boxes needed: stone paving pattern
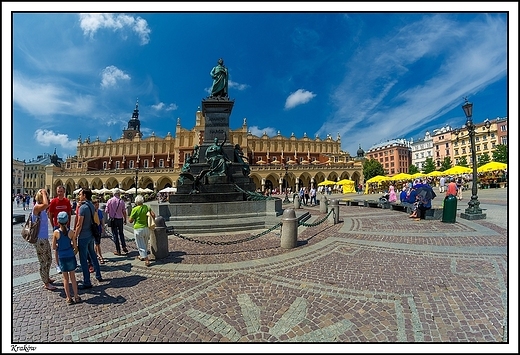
[9,188,511,346]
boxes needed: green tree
[423,157,436,174]
[440,156,452,171]
[492,144,508,163]
[478,152,491,167]
[362,158,385,181]
[408,164,419,174]
[458,156,469,167]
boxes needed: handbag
[147,210,156,230]
[21,212,40,244]
[87,203,101,240]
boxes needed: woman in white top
[33,189,56,291]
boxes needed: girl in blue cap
[52,211,81,304]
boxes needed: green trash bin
[442,195,457,223]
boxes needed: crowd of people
[27,186,156,305]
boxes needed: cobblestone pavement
[7,188,516,352]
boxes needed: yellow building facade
[51,102,364,197]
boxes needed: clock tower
[122,99,141,140]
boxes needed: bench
[365,200,380,208]
[348,199,364,207]
[390,202,411,213]
[425,208,443,220]
[13,214,25,224]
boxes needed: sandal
[145,260,151,267]
[66,298,74,305]
[44,284,57,291]
[74,296,82,303]
[98,257,105,264]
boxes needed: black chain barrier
[298,208,334,227]
[170,208,334,246]
[171,221,283,246]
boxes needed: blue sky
[6,4,517,164]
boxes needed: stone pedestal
[170,96,256,204]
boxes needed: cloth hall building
[50,101,364,197]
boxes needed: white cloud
[284,89,316,109]
[152,102,178,111]
[13,72,94,117]
[229,80,249,91]
[248,125,277,137]
[101,65,131,88]
[34,129,77,150]
[79,13,151,45]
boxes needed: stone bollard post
[319,194,328,213]
[293,194,301,209]
[281,209,298,249]
[150,216,169,260]
[330,199,340,224]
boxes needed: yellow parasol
[426,170,444,177]
[410,172,426,179]
[389,173,412,181]
[366,175,390,183]
[477,161,507,173]
[318,180,336,186]
[444,166,472,175]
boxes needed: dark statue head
[218,58,224,65]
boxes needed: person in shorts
[52,211,81,304]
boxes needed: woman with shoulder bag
[33,189,57,291]
[128,195,156,267]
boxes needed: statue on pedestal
[210,58,228,98]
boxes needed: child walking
[52,211,81,305]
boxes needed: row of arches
[53,170,362,197]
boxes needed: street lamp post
[135,168,139,198]
[457,97,489,220]
[283,164,290,203]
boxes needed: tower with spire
[122,99,141,140]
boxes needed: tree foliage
[362,159,385,181]
[492,144,508,163]
[478,152,491,167]
[422,157,436,174]
[440,156,452,171]
[408,164,419,174]
[458,156,469,167]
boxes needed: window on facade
[455,149,459,156]
[103,161,107,169]
[390,156,394,161]
[476,136,479,142]
[501,137,507,145]
[483,135,487,141]
[390,162,394,167]
[491,133,495,138]
[159,159,164,167]
[144,159,149,168]
[415,153,419,159]
[501,125,507,132]
[385,157,389,162]
[385,163,389,168]
[436,152,440,157]
[116,161,120,169]
[129,160,134,168]
[445,143,449,148]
